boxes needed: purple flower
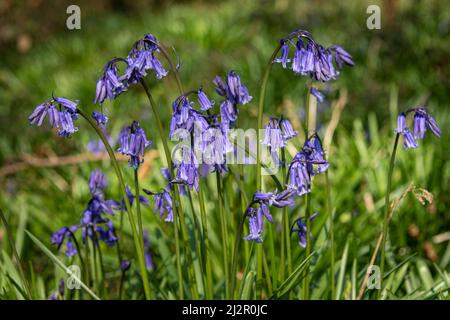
[143,188,173,222]
[89,169,107,198]
[94,59,127,105]
[122,34,168,84]
[243,208,263,243]
[92,111,108,127]
[273,43,290,69]
[50,225,79,257]
[396,112,407,134]
[277,30,354,82]
[292,213,318,248]
[96,220,118,246]
[403,128,418,149]
[197,87,215,111]
[287,134,328,195]
[395,107,440,149]
[281,118,297,140]
[172,148,200,191]
[226,71,252,105]
[169,95,209,139]
[292,39,315,76]
[117,121,152,169]
[331,45,355,68]
[262,117,286,150]
[29,97,79,138]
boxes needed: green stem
[326,171,335,299]
[280,148,292,285]
[134,170,143,238]
[256,44,282,191]
[230,213,247,299]
[378,133,400,299]
[78,109,151,300]
[0,208,33,299]
[198,180,213,299]
[216,171,230,298]
[139,80,198,299]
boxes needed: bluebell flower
[273,42,291,69]
[276,30,354,82]
[172,148,200,191]
[331,45,355,68]
[243,207,263,243]
[96,220,118,246]
[117,121,152,169]
[292,213,318,248]
[280,118,297,140]
[226,71,252,105]
[122,34,168,84]
[262,118,285,150]
[169,95,209,139]
[89,169,108,198]
[50,225,79,257]
[197,87,215,111]
[143,188,174,222]
[395,107,440,149]
[29,97,79,138]
[287,134,328,195]
[91,111,108,127]
[94,59,127,105]
[292,39,315,75]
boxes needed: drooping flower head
[274,30,354,101]
[122,34,168,84]
[169,94,209,139]
[143,188,173,223]
[94,58,127,105]
[243,189,295,242]
[287,133,328,195]
[291,213,318,248]
[117,121,152,169]
[395,107,440,149]
[50,225,79,257]
[51,169,121,256]
[28,96,79,138]
[213,71,252,128]
[197,87,215,111]
[172,147,200,191]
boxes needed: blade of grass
[25,230,100,300]
[336,239,349,300]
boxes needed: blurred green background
[0,0,449,299]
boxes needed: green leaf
[25,230,100,300]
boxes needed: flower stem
[198,179,213,299]
[139,80,198,299]
[78,109,151,300]
[134,169,144,240]
[256,44,282,191]
[378,133,400,299]
[216,171,230,298]
[326,171,335,299]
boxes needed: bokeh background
[0,0,449,299]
